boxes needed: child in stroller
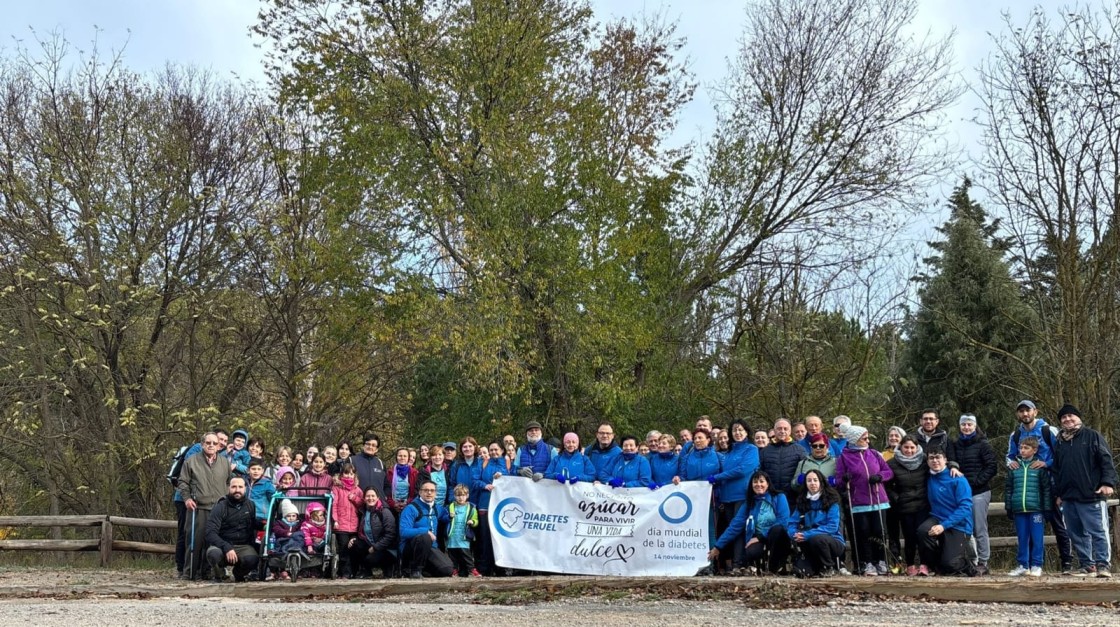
[260,491,338,582]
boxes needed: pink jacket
[296,469,334,495]
[331,478,364,533]
[300,518,326,548]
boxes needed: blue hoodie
[714,440,760,502]
[399,498,450,552]
[713,492,789,550]
[546,450,596,483]
[927,468,973,534]
[584,441,622,479]
[677,446,724,482]
[649,451,680,485]
[603,453,651,487]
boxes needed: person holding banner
[788,469,848,577]
[546,433,596,483]
[650,434,680,486]
[708,470,791,575]
[601,436,652,487]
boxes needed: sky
[0,0,1079,241]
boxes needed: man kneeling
[205,476,262,582]
[399,480,453,578]
[918,448,976,576]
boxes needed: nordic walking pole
[187,507,196,580]
[845,479,861,572]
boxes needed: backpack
[166,445,190,489]
[1010,424,1055,453]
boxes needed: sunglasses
[811,444,828,449]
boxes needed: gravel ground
[1,568,1117,626]
[2,597,1119,626]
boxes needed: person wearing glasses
[911,408,949,453]
[792,433,837,490]
[352,433,388,502]
[177,432,232,580]
[399,481,454,578]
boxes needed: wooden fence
[0,515,175,566]
[0,499,1117,567]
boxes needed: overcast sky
[0,0,1081,240]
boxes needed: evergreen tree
[898,179,1034,436]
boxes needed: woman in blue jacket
[674,428,724,483]
[650,434,680,487]
[449,437,485,506]
[601,435,651,487]
[787,469,847,577]
[713,419,760,568]
[708,470,791,574]
[546,433,596,483]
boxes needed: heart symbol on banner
[615,544,636,562]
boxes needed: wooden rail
[0,515,175,566]
[0,500,1116,568]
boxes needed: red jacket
[331,477,364,533]
[386,464,420,511]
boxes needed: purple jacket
[835,447,893,508]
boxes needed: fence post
[1111,503,1120,563]
[99,517,113,567]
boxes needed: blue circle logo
[659,492,692,524]
[492,497,529,538]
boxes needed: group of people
[173,401,1117,581]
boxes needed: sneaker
[1061,564,1074,575]
[409,570,424,579]
[819,568,837,578]
[918,564,931,577]
[451,569,459,578]
[1029,567,1043,577]
[862,562,878,577]
[905,565,918,577]
[838,567,853,576]
[1097,566,1112,579]
[469,569,482,578]
[1008,565,1029,577]
[974,562,989,576]
[876,561,889,576]
[1073,566,1097,577]
[279,571,290,581]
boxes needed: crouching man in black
[205,476,262,582]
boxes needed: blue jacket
[927,469,973,534]
[519,440,552,474]
[714,440,760,502]
[677,446,723,482]
[713,492,789,549]
[759,440,807,497]
[584,442,622,479]
[546,450,596,483]
[1006,419,1057,467]
[787,500,844,544]
[246,476,275,520]
[477,459,515,510]
[603,453,651,487]
[398,498,450,552]
[229,448,251,477]
[450,457,484,505]
[649,452,680,485]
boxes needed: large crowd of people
[174,401,1117,581]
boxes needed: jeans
[1062,500,1112,569]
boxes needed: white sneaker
[876,560,889,575]
[862,562,879,576]
[838,567,853,576]
[1029,567,1043,577]
[1008,565,1028,577]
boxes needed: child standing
[1005,436,1051,577]
[246,459,276,526]
[331,462,364,578]
[447,484,480,577]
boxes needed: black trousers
[897,510,927,566]
[205,544,259,580]
[917,517,975,575]
[851,510,886,566]
[740,525,792,573]
[347,537,396,576]
[175,501,188,573]
[799,534,846,574]
[404,534,455,577]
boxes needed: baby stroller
[258,489,339,582]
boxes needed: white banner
[489,477,711,576]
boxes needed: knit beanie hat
[845,425,869,445]
[1057,404,1081,419]
[959,414,977,426]
[563,432,579,446]
[280,499,298,517]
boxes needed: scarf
[621,452,637,461]
[894,446,925,471]
[658,451,676,459]
[958,431,977,442]
[1060,426,1082,441]
[807,490,822,502]
[394,463,411,479]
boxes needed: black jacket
[946,432,998,495]
[759,440,807,496]
[886,457,929,515]
[356,503,398,553]
[1053,427,1118,503]
[204,494,260,553]
[353,453,387,501]
[910,427,949,453]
